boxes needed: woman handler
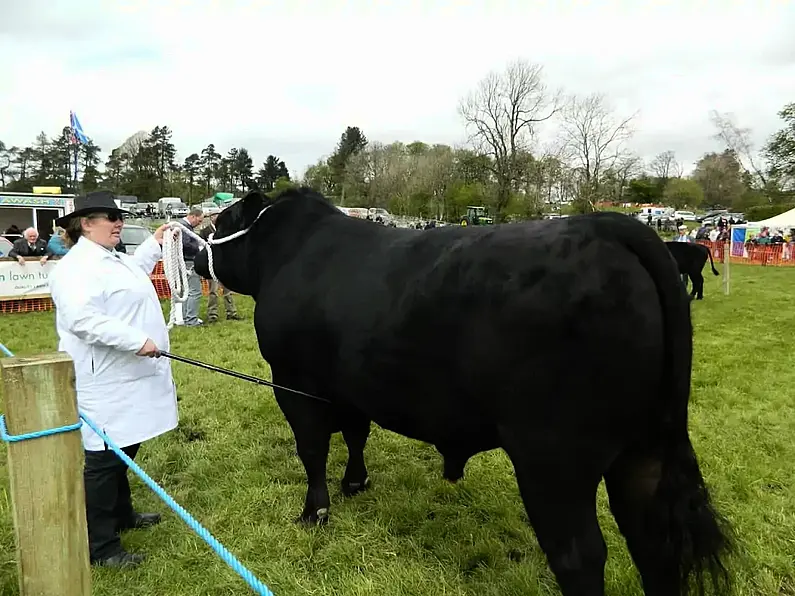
[49,190,178,569]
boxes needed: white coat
[49,235,179,451]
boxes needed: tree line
[1,59,793,222]
[0,126,291,206]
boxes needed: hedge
[745,203,795,223]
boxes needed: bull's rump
[261,216,666,445]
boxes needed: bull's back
[261,216,666,444]
[346,221,659,436]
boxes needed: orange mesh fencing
[695,240,795,267]
[148,260,211,299]
[1,260,210,314]
[4,241,794,314]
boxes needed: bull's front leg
[274,384,334,525]
[295,430,332,525]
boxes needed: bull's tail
[706,246,720,276]
[594,213,734,595]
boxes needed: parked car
[120,224,153,253]
[167,202,189,218]
[200,201,221,216]
[368,208,392,224]
[696,209,727,223]
[673,210,697,222]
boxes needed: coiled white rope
[159,204,272,329]
[161,223,207,330]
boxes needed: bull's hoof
[342,476,371,497]
[296,507,329,526]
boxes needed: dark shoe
[92,551,146,568]
[207,317,218,323]
[119,512,162,531]
[227,314,241,320]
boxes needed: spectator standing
[48,190,177,569]
[47,227,70,256]
[674,225,692,243]
[172,207,205,326]
[199,212,240,322]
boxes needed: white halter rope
[160,205,272,329]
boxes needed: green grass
[1,265,794,595]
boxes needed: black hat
[55,190,131,228]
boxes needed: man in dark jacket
[8,227,53,266]
[172,207,205,326]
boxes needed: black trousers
[84,443,140,561]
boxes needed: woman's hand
[136,338,161,358]
[153,224,171,246]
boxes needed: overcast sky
[1,0,793,179]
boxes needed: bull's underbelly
[358,406,500,453]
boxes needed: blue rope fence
[0,341,274,596]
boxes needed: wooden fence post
[0,352,91,595]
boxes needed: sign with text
[0,259,58,301]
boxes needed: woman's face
[81,211,124,249]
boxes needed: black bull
[664,241,720,300]
[195,188,732,596]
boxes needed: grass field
[1,264,794,596]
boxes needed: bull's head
[194,189,270,296]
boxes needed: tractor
[460,205,493,226]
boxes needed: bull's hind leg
[502,431,609,596]
[339,408,372,497]
[442,452,469,482]
[690,270,704,300]
[604,453,679,596]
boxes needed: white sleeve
[50,268,149,353]
[129,235,163,275]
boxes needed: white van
[158,197,183,217]
[637,207,673,222]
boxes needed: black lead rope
[159,351,331,404]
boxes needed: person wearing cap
[674,225,692,243]
[48,190,178,569]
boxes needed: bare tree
[459,59,562,215]
[118,131,149,156]
[559,92,636,212]
[609,154,644,203]
[709,110,767,188]
[649,150,682,181]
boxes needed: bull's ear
[240,189,266,226]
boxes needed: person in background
[674,225,692,242]
[8,226,53,265]
[172,207,204,326]
[199,211,241,322]
[47,226,70,256]
[48,190,178,570]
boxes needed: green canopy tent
[212,192,235,207]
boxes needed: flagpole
[73,141,79,194]
[69,110,83,195]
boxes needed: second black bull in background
[193,188,733,596]
[665,241,721,300]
